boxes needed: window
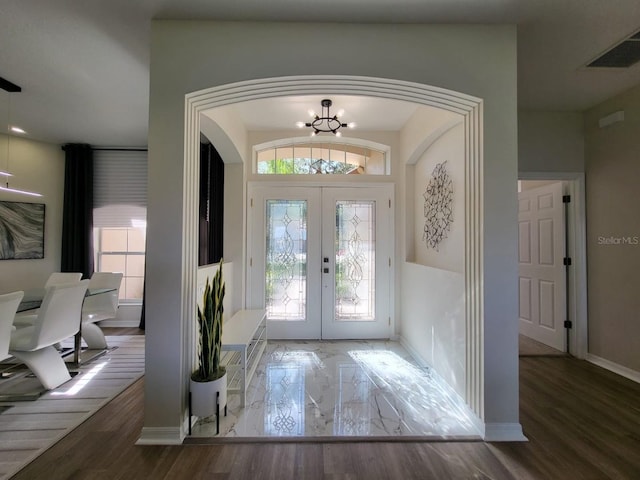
[255,139,389,175]
[93,150,147,302]
[95,227,146,301]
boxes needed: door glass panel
[266,200,308,321]
[335,201,375,321]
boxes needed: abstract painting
[0,201,45,260]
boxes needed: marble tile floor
[190,340,481,440]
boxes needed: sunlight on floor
[190,341,481,439]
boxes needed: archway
[182,76,484,425]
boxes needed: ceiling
[1,0,640,146]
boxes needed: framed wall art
[0,200,46,260]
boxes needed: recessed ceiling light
[10,126,26,134]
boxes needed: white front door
[248,184,393,340]
[518,182,567,351]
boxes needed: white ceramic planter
[190,372,227,418]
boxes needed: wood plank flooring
[10,352,640,479]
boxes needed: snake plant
[192,261,226,382]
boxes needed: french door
[247,184,393,339]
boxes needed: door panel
[248,187,321,339]
[518,182,566,351]
[321,187,392,339]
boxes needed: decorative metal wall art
[422,161,453,250]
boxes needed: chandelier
[296,99,355,137]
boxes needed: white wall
[401,263,465,396]
[400,122,466,397]
[0,134,64,293]
[411,123,465,271]
[145,21,519,442]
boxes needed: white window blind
[93,150,147,228]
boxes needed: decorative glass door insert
[335,201,375,321]
[265,200,307,321]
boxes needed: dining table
[17,287,117,365]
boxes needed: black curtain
[199,141,224,265]
[61,143,94,279]
[139,274,146,330]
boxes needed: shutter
[93,150,147,228]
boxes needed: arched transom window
[255,138,389,175]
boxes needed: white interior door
[248,184,392,340]
[518,182,566,351]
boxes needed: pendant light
[296,99,356,137]
[0,81,42,197]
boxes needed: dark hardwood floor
[10,351,640,479]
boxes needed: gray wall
[585,85,640,372]
[145,21,520,442]
[518,110,584,173]
[0,134,64,293]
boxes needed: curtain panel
[61,143,94,279]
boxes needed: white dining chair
[81,272,123,349]
[9,280,89,390]
[0,291,24,362]
[45,272,83,288]
[13,272,84,322]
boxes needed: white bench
[220,309,267,407]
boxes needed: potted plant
[190,261,227,418]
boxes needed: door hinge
[564,320,572,329]
[250,198,253,207]
[389,198,391,208]
[249,257,253,267]
[388,317,391,326]
[562,195,571,203]
[563,257,572,266]
[389,257,391,267]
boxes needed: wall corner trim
[136,427,184,445]
[483,423,528,442]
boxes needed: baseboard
[586,354,640,384]
[484,423,528,442]
[136,426,184,445]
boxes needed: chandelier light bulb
[295,121,305,128]
[348,122,356,129]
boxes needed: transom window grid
[94,227,146,302]
[256,143,386,175]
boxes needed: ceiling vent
[588,30,640,68]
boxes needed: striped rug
[0,336,144,480]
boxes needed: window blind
[93,150,147,228]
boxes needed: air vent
[588,30,640,68]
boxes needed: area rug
[0,335,144,480]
